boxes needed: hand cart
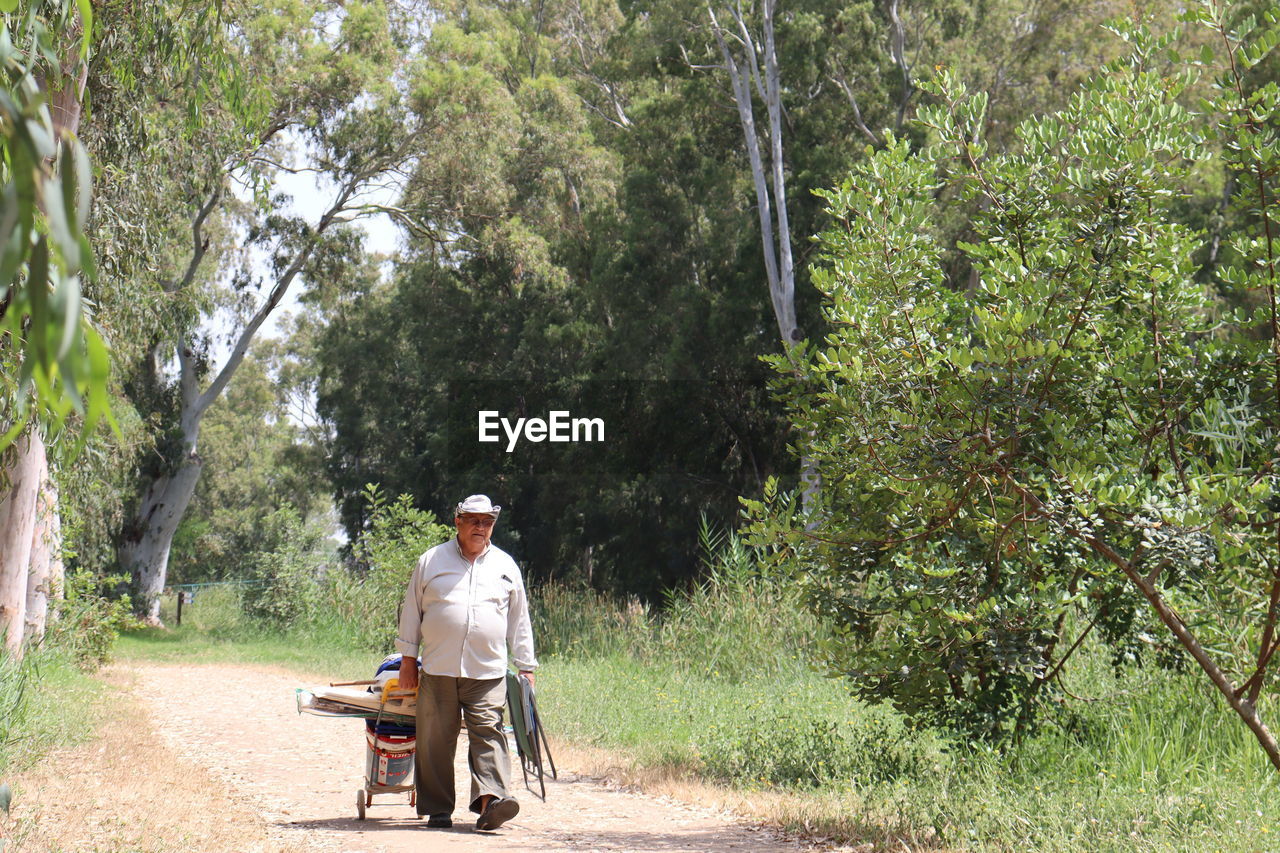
[355,676,418,819]
[294,655,421,820]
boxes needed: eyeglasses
[457,516,496,529]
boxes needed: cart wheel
[356,789,367,820]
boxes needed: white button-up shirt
[395,538,538,680]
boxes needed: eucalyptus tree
[117,0,436,621]
[0,1,108,654]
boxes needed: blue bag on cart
[368,653,417,738]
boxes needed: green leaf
[72,141,92,223]
[0,416,28,455]
[44,172,78,271]
[27,236,50,366]
[0,0,17,13]
[52,272,81,361]
[74,0,93,58]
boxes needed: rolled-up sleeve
[395,556,424,658]
[507,580,538,672]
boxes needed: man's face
[455,512,496,555]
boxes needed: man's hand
[519,670,535,688]
[399,657,419,693]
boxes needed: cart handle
[380,678,416,703]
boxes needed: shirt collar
[454,536,491,564]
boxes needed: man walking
[396,494,538,831]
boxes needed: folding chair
[505,671,557,800]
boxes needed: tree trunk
[119,175,353,622]
[0,14,91,653]
[23,448,55,645]
[120,458,203,624]
[0,433,44,655]
[710,2,819,515]
[47,477,63,609]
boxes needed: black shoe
[425,813,452,828]
[475,797,519,830]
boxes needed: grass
[0,646,109,776]
[114,584,378,680]
[33,532,1280,852]
[535,642,1280,851]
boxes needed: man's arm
[395,557,425,692]
[507,572,538,687]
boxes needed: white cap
[455,494,501,518]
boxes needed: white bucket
[365,730,415,787]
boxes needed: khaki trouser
[414,674,511,816]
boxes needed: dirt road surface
[9,663,833,852]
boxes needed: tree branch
[165,186,222,295]
[828,68,880,146]
[191,177,359,422]
[885,0,914,131]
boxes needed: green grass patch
[114,585,381,681]
[536,647,1280,852]
[0,647,108,775]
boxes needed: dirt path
[10,662,831,852]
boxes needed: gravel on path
[123,662,824,853]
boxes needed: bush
[239,505,332,628]
[46,569,138,668]
[351,484,454,606]
[274,486,454,652]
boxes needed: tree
[117,0,430,622]
[168,344,329,586]
[707,0,800,347]
[751,7,1280,770]
[0,1,111,655]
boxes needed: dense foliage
[311,0,1167,595]
[750,6,1280,768]
[0,1,110,449]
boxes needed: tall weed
[652,517,821,681]
[533,581,653,659]
[529,519,821,679]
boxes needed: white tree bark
[120,178,360,621]
[121,459,204,624]
[47,476,62,605]
[710,1,798,345]
[0,433,43,655]
[23,449,55,645]
[710,0,819,509]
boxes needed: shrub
[239,505,332,628]
[351,484,454,606]
[294,486,453,652]
[46,569,138,669]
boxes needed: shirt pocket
[480,575,515,607]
